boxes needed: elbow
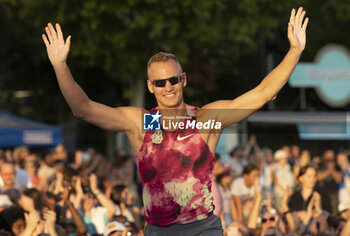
[71,100,91,118]
[269,94,277,101]
[265,90,278,102]
[256,86,277,103]
[72,110,85,119]
[72,111,81,118]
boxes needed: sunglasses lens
[169,76,181,85]
[154,80,166,87]
[262,217,275,223]
[152,74,182,87]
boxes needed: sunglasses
[261,216,275,223]
[150,74,183,87]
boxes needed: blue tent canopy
[0,110,61,147]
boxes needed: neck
[158,101,186,111]
[158,102,187,116]
[301,187,313,199]
[243,177,251,188]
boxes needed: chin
[162,101,182,109]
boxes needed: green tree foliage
[1,0,294,107]
[2,0,346,149]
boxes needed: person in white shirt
[272,149,295,210]
[231,163,259,222]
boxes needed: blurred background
[0,0,349,159]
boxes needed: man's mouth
[164,94,175,98]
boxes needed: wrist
[288,47,303,56]
[53,62,68,69]
[92,189,101,195]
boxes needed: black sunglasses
[261,216,275,223]
[150,74,183,87]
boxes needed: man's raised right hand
[42,23,71,66]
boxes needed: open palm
[288,7,309,52]
[42,23,71,66]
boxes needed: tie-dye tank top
[136,105,215,226]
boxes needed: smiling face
[147,59,187,109]
[0,163,15,189]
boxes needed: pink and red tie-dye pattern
[136,106,215,226]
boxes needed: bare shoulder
[200,100,231,110]
[82,103,147,133]
[118,106,148,118]
[114,106,148,130]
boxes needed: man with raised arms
[42,7,308,235]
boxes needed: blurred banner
[289,44,350,107]
[0,110,61,147]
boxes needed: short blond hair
[147,52,182,72]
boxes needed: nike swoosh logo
[177,134,194,141]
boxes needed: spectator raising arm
[89,173,116,220]
[63,186,88,236]
[247,181,262,229]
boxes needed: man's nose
[164,80,174,91]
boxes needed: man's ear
[183,72,187,87]
[147,80,154,93]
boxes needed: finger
[48,23,58,40]
[42,34,50,47]
[45,26,54,44]
[295,7,303,27]
[302,17,309,31]
[56,23,64,41]
[289,8,295,24]
[300,11,306,27]
[65,35,71,52]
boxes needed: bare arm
[90,173,116,220]
[232,195,243,222]
[42,23,142,132]
[247,181,262,229]
[341,217,350,236]
[200,7,309,127]
[330,168,342,184]
[62,185,88,236]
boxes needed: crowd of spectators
[216,136,350,235]
[1,137,350,236]
[0,145,142,236]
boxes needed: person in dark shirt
[288,164,323,227]
[315,149,342,214]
